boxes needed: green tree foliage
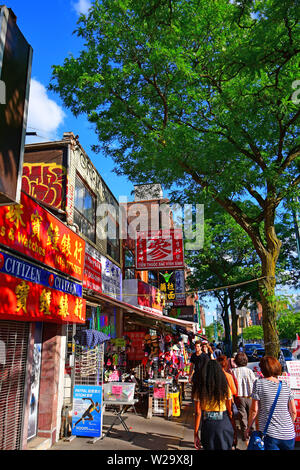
[242,325,264,341]
[50,0,300,357]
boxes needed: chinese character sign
[72,385,102,438]
[136,230,184,269]
[0,191,85,281]
[0,271,86,324]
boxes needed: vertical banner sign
[0,191,85,281]
[159,271,176,305]
[136,229,184,269]
[72,385,102,438]
[174,270,186,306]
[0,6,32,205]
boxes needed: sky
[7,0,135,200]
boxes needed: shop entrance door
[0,320,30,450]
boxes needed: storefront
[0,191,86,450]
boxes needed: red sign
[22,162,66,210]
[135,229,184,270]
[0,191,85,281]
[0,271,86,324]
[124,331,146,361]
[83,252,102,294]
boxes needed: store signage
[0,250,82,297]
[159,271,176,306]
[84,242,122,300]
[174,270,186,306]
[0,6,32,205]
[0,271,86,323]
[170,305,195,322]
[72,385,102,438]
[124,331,146,361]
[136,229,184,270]
[22,160,67,210]
[0,191,85,282]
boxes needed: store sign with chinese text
[0,191,85,282]
[136,229,184,270]
[0,271,86,324]
[0,250,82,297]
[83,242,122,300]
[174,270,186,306]
[159,271,176,306]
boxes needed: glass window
[74,175,96,242]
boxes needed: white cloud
[72,0,92,16]
[26,78,65,142]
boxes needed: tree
[185,205,261,353]
[242,325,264,342]
[50,0,300,357]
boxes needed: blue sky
[7,0,135,200]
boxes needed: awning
[84,290,196,332]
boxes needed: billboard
[135,229,184,270]
[0,6,32,205]
[0,191,85,282]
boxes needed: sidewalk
[49,398,250,452]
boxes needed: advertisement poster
[27,322,43,440]
[72,385,102,438]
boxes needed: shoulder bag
[247,380,282,451]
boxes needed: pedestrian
[245,356,296,450]
[232,352,256,443]
[213,343,222,359]
[193,360,237,450]
[201,340,215,360]
[188,341,209,387]
[217,355,237,398]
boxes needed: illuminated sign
[0,191,85,281]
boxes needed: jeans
[264,435,295,451]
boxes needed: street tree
[50,0,300,357]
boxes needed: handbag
[247,380,282,451]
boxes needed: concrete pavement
[49,398,249,452]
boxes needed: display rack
[74,343,104,386]
[146,378,173,419]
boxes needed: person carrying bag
[247,380,282,450]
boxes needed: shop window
[74,174,96,242]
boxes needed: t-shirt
[201,387,232,411]
[252,378,295,440]
[232,366,256,397]
[224,371,237,396]
[190,352,209,379]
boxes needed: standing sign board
[280,361,300,441]
[72,385,102,438]
[136,229,184,270]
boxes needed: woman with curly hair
[193,360,237,450]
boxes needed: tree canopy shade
[49,0,300,358]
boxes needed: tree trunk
[258,251,281,358]
[228,289,238,354]
[221,292,232,357]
